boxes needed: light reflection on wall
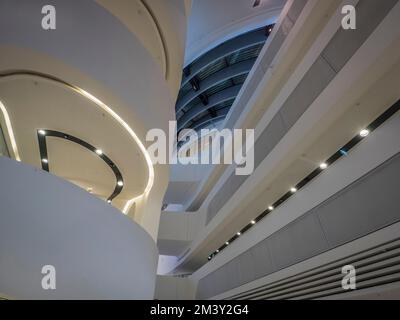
[0,126,10,157]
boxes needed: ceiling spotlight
[237,232,241,236]
[216,250,219,253]
[107,200,111,204]
[291,187,297,193]
[117,180,124,187]
[38,129,46,135]
[208,256,211,260]
[251,220,256,225]
[253,0,261,7]
[268,206,274,211]
[87,187,93,194]
[225,241,229,246]
[95,149,103,155]
[42,158,48,164]
[320,163,328,170]
[360,129,370,137]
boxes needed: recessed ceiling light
[107,200,111,204]
[320,163,328,170]
[360,129,370,137]
[253,0,261,7]
[38,129,46,135]
[117,181,124,187]
[225,241,229,246]
[251,220,256,225]
[291,187,297,193]
[216,250,219,253]
[87,187,93,193]
[237,232,241,236]
[95,149,103,155]
[268,206,274,211]
[42,158,48,164]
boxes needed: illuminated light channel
[0,100,21,161]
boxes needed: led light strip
[37,130,124,203]
[0,100,20,161]
[208,99,400,262]
[0,72,155,214]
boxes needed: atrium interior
[1,0,400,300]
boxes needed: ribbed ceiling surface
[176,25,274,134]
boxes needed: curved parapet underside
[0,157,158,299]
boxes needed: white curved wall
[96,0,189,96]
[185,0,286,65]
[0,157,158,299]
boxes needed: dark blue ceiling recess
[176,25,274,136]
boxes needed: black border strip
[37,130,123,203]
[208,99,400,261]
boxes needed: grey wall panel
[279,56,336,129]
[269,214,329,269]
[213,267,230,297]
[318,152,400,247]
[225,259,244,292]
[197,152,400,299]
[260,16,294,72]
[196,275,209,299]
[250,240,276,279]
[288,214,329,261]
[254,112,287,167]
[238,251,257,286]
[268,226,299,269]
[207,174,247,224]
[322,0,398,73]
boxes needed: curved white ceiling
[184,0,286,65]
[0,75,150,211]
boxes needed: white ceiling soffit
[0,74,150,212]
